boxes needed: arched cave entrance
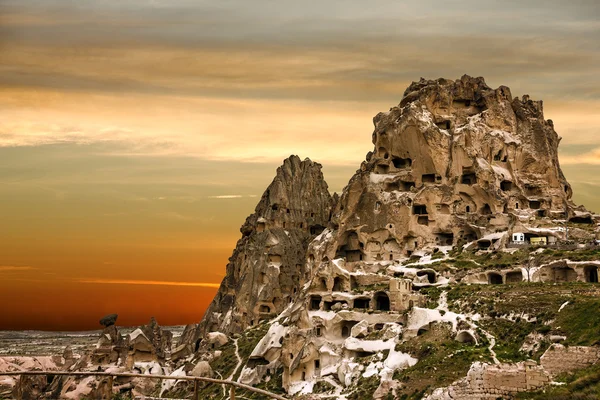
[488,272,503,285]
[374,292,390,311]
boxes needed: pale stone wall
[426,361,550,400]
[427,345,600,399]
[540,344,600,378]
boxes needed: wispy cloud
[560,148,600,165]
[77,278,220,288]
[206,195,258,199]
[0,266,36,272]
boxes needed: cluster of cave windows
[486,267,600,285]
[308,292,391,312]
[385,180,416,192]
[255,203,331,235]
[541,265,599,283]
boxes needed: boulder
[351,320,369,338]
[190,361,214,378]
[207,332,229,348]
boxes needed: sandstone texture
[189,76,599,399]
[195,155,333,339]
[425,360,551,400]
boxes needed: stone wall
[540,344,600,378]
[427,345,600,399]
[426,361,550,400]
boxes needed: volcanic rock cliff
[195,155,333,339]
[187,76,600,400]
[330,74,581,260]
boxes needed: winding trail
[219,338,244,399]
[228,338,243,381]
[480,328,500,364]
[437,291,500,364]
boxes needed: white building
[511,232,525,244]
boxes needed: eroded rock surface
[195,155,333,338]
[214,76,597,398]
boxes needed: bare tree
[525,254,540,283]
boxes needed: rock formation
[205,76,597,398]
[91,317,173,368]
[329,75,581,259]
[140,317,173,361]
[193,155,333,341]
[92,324,127,365]
[5,75,599,400]
[99,314,118,327]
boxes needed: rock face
[331,75,579,259]
[91,316,172,368]
[195,155,333,339]
[219,76,594,396]
[140,317,173,361]
[92,325,127,365]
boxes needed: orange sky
[1,0,599,330]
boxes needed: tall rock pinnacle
[197,155,333,337]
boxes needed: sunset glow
[1,0,599,330]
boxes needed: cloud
[206,195,258,199]
[0,266,36,272]
[0,0,599,167]
[77,278,220,288]
[560,148,600,165]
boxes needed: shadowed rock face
[195,155,333,337]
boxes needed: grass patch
[479,318,546,362]
[443,282,600,362]
[421,286,444,309]
[393,324,492,399]
[540,248,600,263]
[347,375,381,400]
[313,380,336,394]
[554,298,600,346]
[236,367,286,399]
[192,322,271,398]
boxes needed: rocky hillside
[194,155,333,338]
[186,76,600,399]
